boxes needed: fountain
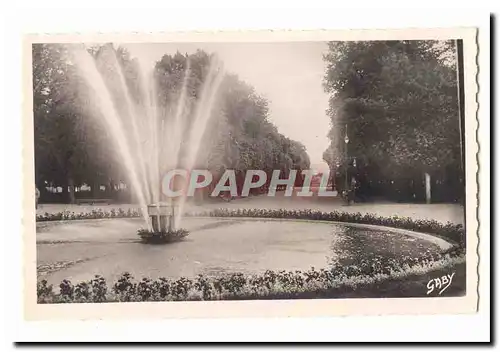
[68,44,225,236]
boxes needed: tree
[322,40,461,201]
[33,44,312,203]
[33,44,112,203]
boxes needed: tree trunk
[424,172,432,204]
[68,176,76,204]
[108,181,114,197]
[330,167,335,191]
[92,181,100,198]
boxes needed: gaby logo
[426,272,455,295]
[161,169,336,198]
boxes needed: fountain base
[139,202,188,243]
[137,227,189,244]
[147,202,178,232]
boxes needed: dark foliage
[137,228,190,243]
[322,41,464,203]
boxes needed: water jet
[69,44,225,232]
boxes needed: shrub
[137,278,157,301]
[59,279,74,301]
[194,274,213,300]
[37,280,54,303]
[74,282,91,301]
[90,275,108,302]
[113,272,136,302]
[170,277,193,300]
[157,277,172,299]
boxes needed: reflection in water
[327,225,442,268]
[190,220,245,232]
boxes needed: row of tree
[33,44,310,203]
[322,40,464,203]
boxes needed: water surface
[37,217,442,285]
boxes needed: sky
[124,42,331,172]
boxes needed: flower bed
[37,252,465,303]
[36,208,142,222]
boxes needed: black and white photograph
[24,28,479,319]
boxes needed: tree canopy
[322,40,462,201]
[32,44,310,202]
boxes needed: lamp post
[344,124,349,192]
[335,160,340,191]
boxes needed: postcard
[23,27,479,320]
